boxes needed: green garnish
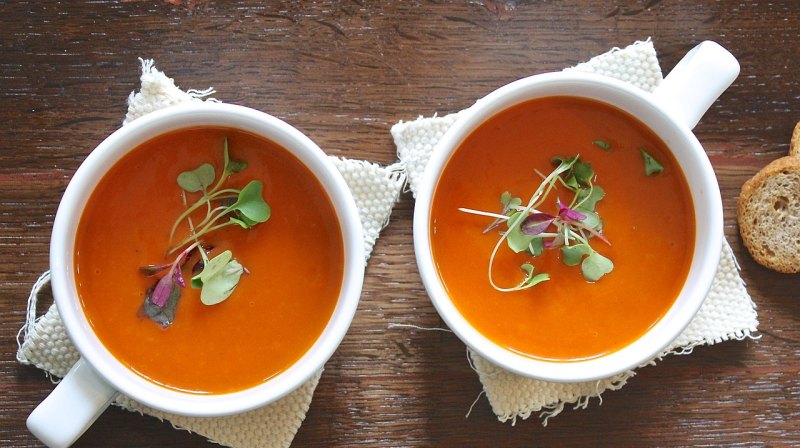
[191,250,244,305]
[640,148,664,176]
[459,155,613,292]
[593,139,611,151]
[138,138,270,328]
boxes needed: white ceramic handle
[27,358,118,448]
[652,41,740,130]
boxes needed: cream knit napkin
[17,59,405,448]
[391,40,759,424]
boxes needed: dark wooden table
[2,1,798,446]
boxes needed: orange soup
[430,96,695,361]
[75,127,344,394]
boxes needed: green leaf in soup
[507,227,536,253]
[575,185,605,212]
[640,148,664,176]
[506,212,535,253]
[500,191,522,212]
[528,237,544,257]
[577,209,601,229]
[562,244,592,266]
[223,138,248,175]
[228,215,257,229]
[230,180,271,223]
[527,273,550,286]
[520,262,534,277]
[551,156,576,168]
[519,263,549,287]
[581,251,614,282]
[200,258,244,305]
[572,160,595,186]
[593,139,612,151]
[191,250,233,288]
[177,163,216,193]
[564,175,580,191]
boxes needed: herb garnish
[593,139,612,151]
[640,148,664,176]
[458,155,613,292]
[138,139,270,328]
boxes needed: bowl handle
[27,358,118,448]
[652,41,740,130]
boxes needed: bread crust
[738,156,800,273]
[791,121,800,157]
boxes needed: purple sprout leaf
[150,271,176,308]
[557,199,587,222]
[520,213,556,236]
[172,264,186,288]
[139,282,181,328]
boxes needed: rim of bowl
[413,72,722,383]
[50,103,365,416]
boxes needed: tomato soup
[75,127,344,394]
[430,97,695,361]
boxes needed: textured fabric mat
[391,40,759,424]
[17,59,406,448]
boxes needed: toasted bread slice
[791,121,800,157]
[738,156,800,273]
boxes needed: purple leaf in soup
[557,199,587,222]
[151,272,175,307]
[172,265,186,288]
[139,282,181,328]
[520,213,556,236]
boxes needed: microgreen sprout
[593,139,612,151]
[640,148,664,176]
[458,155,613,292]
[138,138,270,328]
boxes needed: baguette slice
[791,121,800,157]
[738,156,800,273]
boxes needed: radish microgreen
[138,138,270,328]
[640,148,664,176]
[459,155,614,292]
[593,139,611,151]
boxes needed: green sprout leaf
[578,210,601,229]
[575,185,605,212]
[581,251,614,282]
[200,258,244,305]
[500,191,522,212]
[520,263,549,287]
[223,139,248,175]
[177,163,216,193]
[572,160,595,186]
[506,213,536,253]
[564,175,580,190]
[229,215,257,229]
[562,244,592,266]
[640,149,664,176]
[229,180,271,223]
[192,249,232,288]
[191,249,245,305]
[593,139,611,151]
[528,237,544,256]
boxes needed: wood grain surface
[1,1,798,446]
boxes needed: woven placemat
[391,39,759,424]
[17,59,406,448]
